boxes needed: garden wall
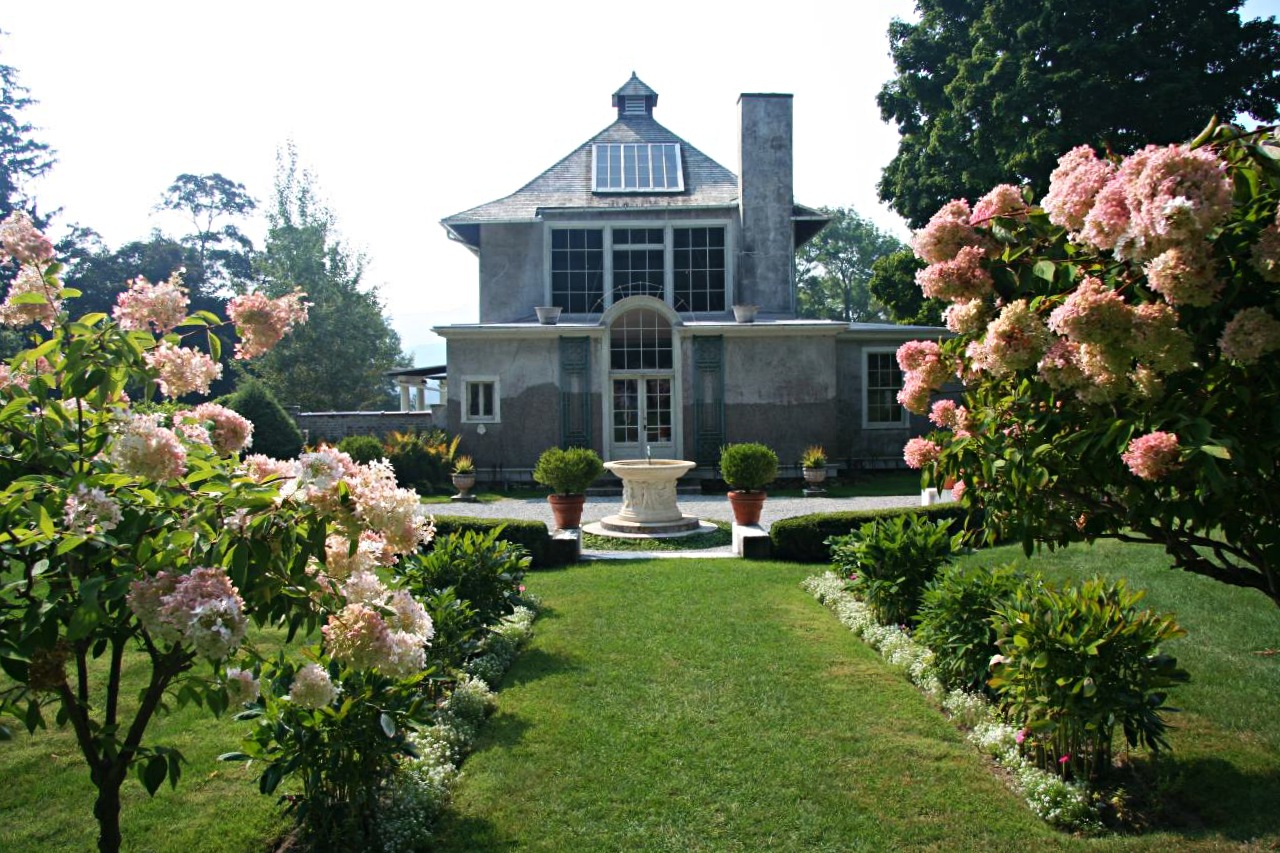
[293,408,445,444]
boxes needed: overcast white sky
[5,1,1279,367]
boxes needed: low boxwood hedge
[769,504,971,563]
[428,515,563,568]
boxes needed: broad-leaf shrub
[384,429,459,493]
[828,516,961,625]
[987,577,1189,784]
[915,562,1029,694]
[896,122,1280,607]
[337,433,386,464]
[398,528,528,630]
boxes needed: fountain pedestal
[584,459,713,538]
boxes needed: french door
[610,376,675,459]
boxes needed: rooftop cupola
[612,72,658,118]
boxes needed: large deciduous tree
[796,207,903,322]
[155,173,256,293]
[897,122,1280,608]
[245,146,410,411]
[877,0,1280,229]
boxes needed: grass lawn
[434,553,1279,852]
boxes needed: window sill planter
[535,306,562,325]
[732,304,758,323]
[548,493,587,530]
[727,490,767,526]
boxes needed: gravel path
[425,492,923,529]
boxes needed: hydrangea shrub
[896,122,1280,606]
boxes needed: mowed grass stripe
[433,560,1066,852]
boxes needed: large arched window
[610,307,672,371]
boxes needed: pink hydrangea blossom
[289,663,339,709]
[903,437,942,469]
[112,272,189,333]
[0,364,29,392]
[225,668,260,706]
[63,485,122,535]
[0,212,55,266]
[896,376,934,414]
[341,570,390,607]
[323,604,394,671]
[943,299,989,335]
[976,300,1050,375]
[344,459,435,554]
[144,341,223,399]
[1015,728,1028,745]
[1037,338,1087,391]
[1250,214,1280,283]
[896,339,953,392]
[1219,307,1280,364]
[1079,174,1136,256]
[1047,277,1133,346]
[323,532,383,580]
[929,399,959,429]
[915,245,993,303]
[1122,431,1181,481]
[128,567,247,661]
[950,479,966,501]
[1132,302,1192,373]
[241,454,297,484]
[1143,245,1222,307]
[1130,365,1165,399]
[227,290,310,359]
[971,184,1027,224]
[182,403,253,454]
[386,589,434,641]
[108,413,187,480]
[912,199,984,264]
[1075,343,1131,403]
[1041,145,1117,232]
[0,264,60,330]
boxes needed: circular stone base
[582,517,718,540]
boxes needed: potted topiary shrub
[532,446,604,530]
[800,445,828,489]
[719,442,778,525]
[451,455,477,502]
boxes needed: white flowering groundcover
[374,602,540,852]
[801,572,1101,832]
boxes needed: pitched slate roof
[441,114,740,250]
[613,72,658,106]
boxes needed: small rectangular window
[863,351,907,427]
[462,378,500,423]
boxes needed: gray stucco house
[435,74,937,477]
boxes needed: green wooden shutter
[693,336,724,465]
[559,337,592,448]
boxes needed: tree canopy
[244,146,409,411]
[877,0,1280,228]
[795,208,903,322]
[0,43,54,223]
[155,173,257,293]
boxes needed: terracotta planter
[727,490,767,526]
[802,467,827,486]
[548,493,586,530]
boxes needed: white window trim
[862,347,909,430]
[461,375,500,424]
[544,220,733,315]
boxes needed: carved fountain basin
[583,459,714,538]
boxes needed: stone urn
[732,304,758,323]
[802,467,827,487]
[535,305,562,325]
[727,490,767,526]
[450,472,477,502]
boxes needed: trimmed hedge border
[769,504,971,563]
[428,515,565,568]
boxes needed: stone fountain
[582,459,716,538]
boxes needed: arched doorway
[605,299,681,460]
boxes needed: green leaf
[379,712,396,738]
[1199,444,1231,460]
[1032,260,1056,283]
[141,755,167,796]
[8,291,50,306]
[218,751,252,762]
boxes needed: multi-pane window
[463,378,499,423]
[610,308,673,371]
[612,228,664,301]
[593,143,684,192]
[673,227,726,312]
[864,351,906,426]
[550,229,604,313]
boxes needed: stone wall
[293,409,441,444]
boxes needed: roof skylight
[593,143,684,192]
